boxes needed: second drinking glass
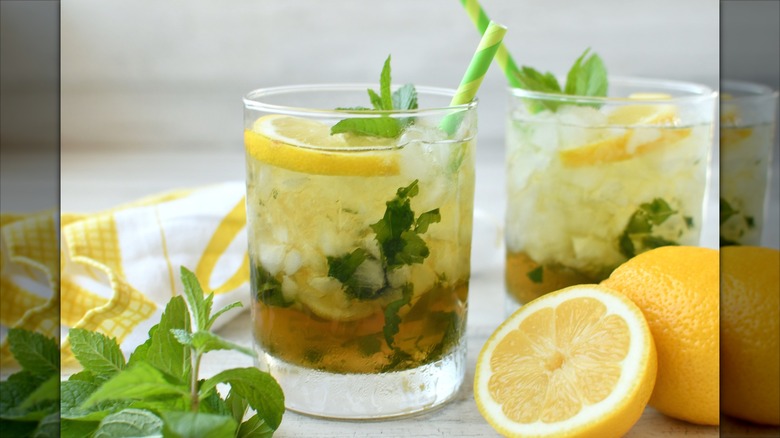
[504,78,717,312]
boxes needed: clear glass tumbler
[720,80,779,246]
[243,85,477,419]
[504,78,717,313]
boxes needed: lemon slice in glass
[474,284,657,437]
[559,93,692,167]
[244,115,400,176]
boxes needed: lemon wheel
[244,115,400,176]
[474,284,657,438]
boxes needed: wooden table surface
[57,148,774,437]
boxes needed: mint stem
[190,351,201,412]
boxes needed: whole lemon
[602,246,719,425]
[720,246,779,426]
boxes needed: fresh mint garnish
[527,266,544,284]
[252,264,292,308]
[515,48,608,112]
[619,198,684,258]
[383,284,413,349]
[59,266,285,437]
[330,55,419,138]
[0,329,60,436]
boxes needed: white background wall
[60,0,720,153]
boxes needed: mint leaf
[392,83,418,111]
[720,197,739,225]
[16,374,58,412]
[515,48,608,113]
[146,296,192,385]
[379,55,393,110]
[199,368,284,431]
[180,266,211,331]
[127,325,156,368]
[92,408,163,438]
[515,66,562,94]
[34,413,61,438]
[527,266,544,284]
[186,331,254,357]
[61,380,130,421]
[61,419,100,438]
[161,411,237,438]
[7,329,58,377]
[639,198,677,225]
[331,55,416,138]
[206,301,243,331]
[619,198,681,258]
[564,48,608,98]
[69,328,126,380]
[414,209,441,234]
[83,362,188,408]
[237,414,274,438]
[330,117,402,138]
[368,89,384,110]
[251,264,290,308]
[383,284,413,348]
[371,180,432,269]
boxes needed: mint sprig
[59,266,285,437]
[330,55,419,138]
[619,198,681,258]
[515,48,608,112]
[0,329,60,436]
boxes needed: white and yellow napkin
[0,182,251,366]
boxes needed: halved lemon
[474,284,657,438]
[559,94,691,167]
[244,115,400,176]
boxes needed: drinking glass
[504,78,716,313]
[243,84,477,418]
[720,80,779,246]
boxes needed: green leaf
[145,296,192,385]
[383,284,413,348]
[564,48,608,98]
[237,414,274,438]
[515,66,562,94]
[17,374,58,411]
[7,329,59,377]
[1,373,42,415]
[180,266,211,331]
[69,328,126,380]
[187,331,254,357]
[83,362,188,408]
[0,419,38,437]
[251,264,291,308]
[379,55,393,110]
[92,408,163,438]
[61,380,128,421]
[527,266,544,284]
[32,412,60,438]
[641,235,679,250]
[639,198,677,225]
[392,83,418,111]
[206,301,243,331]
[225,390,248,425]
[414,209,441,234]
[127,325,157,368]
[619,231,636,259]
[367,89,384,111]
[61,419,100,438]
[161,411,236,438]
[199,368,284,431]
[370,180,433,269]
[327,248,386,300]
[330,117,402,138]
[720,197,739,225]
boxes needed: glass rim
[721,79,779,104]
[508,76,717,105]
[243,83,478,117]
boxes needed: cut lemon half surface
[559,94,691,167]
[244,115,400,176]
[474,284,657,438]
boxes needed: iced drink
[505,80,716,309]
[243,85,476,418]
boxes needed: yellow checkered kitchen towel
[0,182,251,366]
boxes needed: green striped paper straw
[459,0,522,88]
[441,20,507,135]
